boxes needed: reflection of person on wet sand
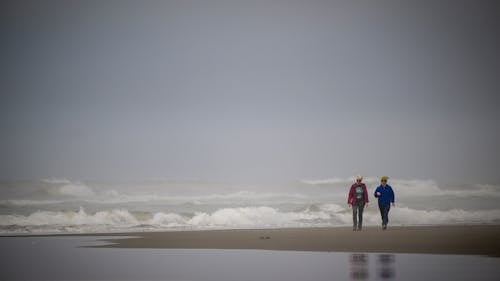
[377,254,396,279]
[349,253,395,280]
[349,253,368,280]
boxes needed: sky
[1,0,499,184]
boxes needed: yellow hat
[381,176,389,181]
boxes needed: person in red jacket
[348,175,369,231]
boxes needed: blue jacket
[374,184,395,206]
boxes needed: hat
[381,176,389,181]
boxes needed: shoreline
[75,225,500,257]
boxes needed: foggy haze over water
[1,0,499,184]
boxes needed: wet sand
[3,235,500,281]
[93,225,500,257]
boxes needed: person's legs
[357,203,364,230]
[378,204,384,224]
[384,205,391,225]
[352,204,359,230]
[381,205,391,229]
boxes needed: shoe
[382,224,387,230]
[353,227,357,231]
[357,227,362,231]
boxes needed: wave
[41,180,97,198]
[3,179,495,208]
[41,178,73,184]
[301,178,500,198]
[0,207,139,227]
[0,205,342,234]
[301,177,439,187]
[390,207,500,225]
[2,178,499,234]
[0,199,67,206]
[439,185,500,198]
[187,206,334,227]
[1,204,500,234]
[56,183,96,197]
[300,178,349,185]
[1,190,309,206]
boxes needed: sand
[93,225,500,257]
[4,235,500,281]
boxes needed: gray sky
[1,0,499,184]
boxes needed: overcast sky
[1,0,499,184]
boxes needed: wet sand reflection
[350,253,369,280]
[349,253,396,280]
[377,254,395,279]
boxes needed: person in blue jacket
[374,176,395,230]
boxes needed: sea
[1,178,500,235]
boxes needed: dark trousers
[352,202,365,228]
[379,204,391,226]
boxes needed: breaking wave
[1,178,499,234]
[0,190,308,206]
[56,183,96,197]
[1,204,500,234]
[301,177,500,198]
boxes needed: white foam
[0,199,66,206]
[43,180,97,198]
[1,204,500,234]
[2,190,306,206]
[0,207,138,227]
[41,178,73,184]
[390,207,500,225]
[2,178,500,234]
[439,185,500,198]
[77,190,307,205]
[301,178,348,185]
[301,177,500,198]
[13,178,498,208]
[319,203,345,213]
[150,212,186,226]
[58,183,96,197]
[187,206,333,228]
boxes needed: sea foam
[1,178,499,234]
[1,204,500,234]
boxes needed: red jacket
[347,183,369,205]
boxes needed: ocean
[1,178,499,234]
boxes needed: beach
[3,225,500,280]
[94,225,500,257]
